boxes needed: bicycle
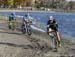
[26,23,32,36]
[22,21,32,36]
[48,28,59,52]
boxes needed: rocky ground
[0,16,75,57]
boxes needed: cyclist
[47,16,61,47]
[22,14,32,30]
[9,12,16,29]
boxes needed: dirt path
[0,19,75,57]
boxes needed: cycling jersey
[9,13,16,21]
[47,19,58,31]
[22,16,27,23]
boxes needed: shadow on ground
[0,36,53,53]
[0,31,22,35]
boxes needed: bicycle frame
[48,28,58,51]
[22,22,32,36]
[26,23,32,36]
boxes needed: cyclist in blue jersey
[9,12,16,30]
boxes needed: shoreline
[0,9,55,12]
[0,9,74,15]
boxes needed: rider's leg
[12,20,15,30]
[56,31,61,47]
[9,21,11,29]
[56,31,60,41]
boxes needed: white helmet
[49,16,54,20]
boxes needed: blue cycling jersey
[9,15,15,21]
[9,12,16,21]
[22,16,28,23]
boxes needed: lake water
[0,12,75,38]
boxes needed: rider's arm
[9,16,11,21]
[55,22,58,28]
[54,22,59,32]
[54,20,58,28]
[47,20,50,27]
[47,20,49,25]
[47,20,50,33]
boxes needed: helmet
[25,14,28,17]
[11,12,15,15]
[49,16,54,20]
[25,13,29,17]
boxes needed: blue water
[0,12,75,38]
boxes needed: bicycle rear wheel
[27,26,32,36]
[51,32,59,52]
